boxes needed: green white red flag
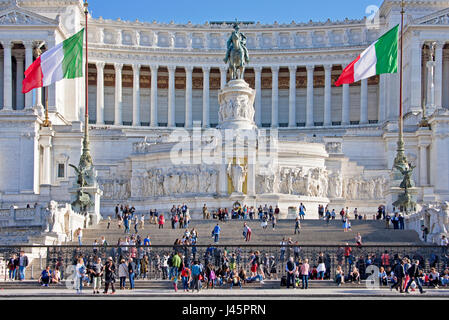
[22,29,84,94]
[335,25,398,86]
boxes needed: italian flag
[335,25,398,87]
[22,29,84,94]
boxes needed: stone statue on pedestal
[227,159,247,194]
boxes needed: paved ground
[0,287,447,299]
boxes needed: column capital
[288,65,297,73]
[114,62,123,71]
[132,63,141,72]
[306,64,315,72]
[271,65,280,73]
[185,65,194,73]
[150,64,159,73]
[323,64,333,72]
[1,40,13,49]
[96,61,106,70]
[253,66,262,73]
[202,65,211,73]
[22,40,34,48]
[167,65,176,72]
[219,65,228,73]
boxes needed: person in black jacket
[103,257,116,294]
[405,260,426,294]
[285,257,296,289]
[390,259,405,292]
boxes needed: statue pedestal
[217,79,257,130]
[69,184,103,228]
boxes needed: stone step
[0,280,375,290]
[72,219,422,245]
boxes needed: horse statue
[224,23,249,80]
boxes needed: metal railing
[1,244,448,282]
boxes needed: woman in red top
[181,266,191,292]
[158,214,165,229]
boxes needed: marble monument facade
[0,0,448,218]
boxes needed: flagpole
[393,0,407,169]
[78,0,93,170]
[42,86,51,127]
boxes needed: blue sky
[88,0,384,24]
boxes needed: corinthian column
[271,65,279,128]
[435,41,443,108]
[167,65,176,128]
[132,63,141,126]
[185,65,193,128]
[219,65,227,89]
[150,64,158,127]
[306,65,314,127]
[288,65,297,127]
[254,66,262,127]
[202,66,210,128]
[3,41,12,110]
[24,40,34,109]
[323,64,332,126]
[15,52,25,109]
[360,78,368,124]
[114,62,123,125]
[95,61,105,124]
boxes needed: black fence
[1,244,448,281]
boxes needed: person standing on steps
[299,203,306,220]
[286,257,296,289]
[317,252,326,280]
[325,209,331,225]
[355,233,362,248]
[294,217,301,234]
[103,257,116,295]
[243,223,252,242]
[171,252,182,292]
[300,258,310,289]
[212,224,221,244]
[391,259,405,293]
[158,213,165,229]
[18,251,28,281]
[272,214,277,230]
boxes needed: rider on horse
[224,23,249,65]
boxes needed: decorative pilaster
[271,66,279,128]
[114,62,123,125]
[132,63,141,126]
[288,65,297,127]
[185,65,193,128]
[150,64,158,127]
[202,66,210,128]
[167,65,176,128]
[324,64,332,126]
[306,65,314,127]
